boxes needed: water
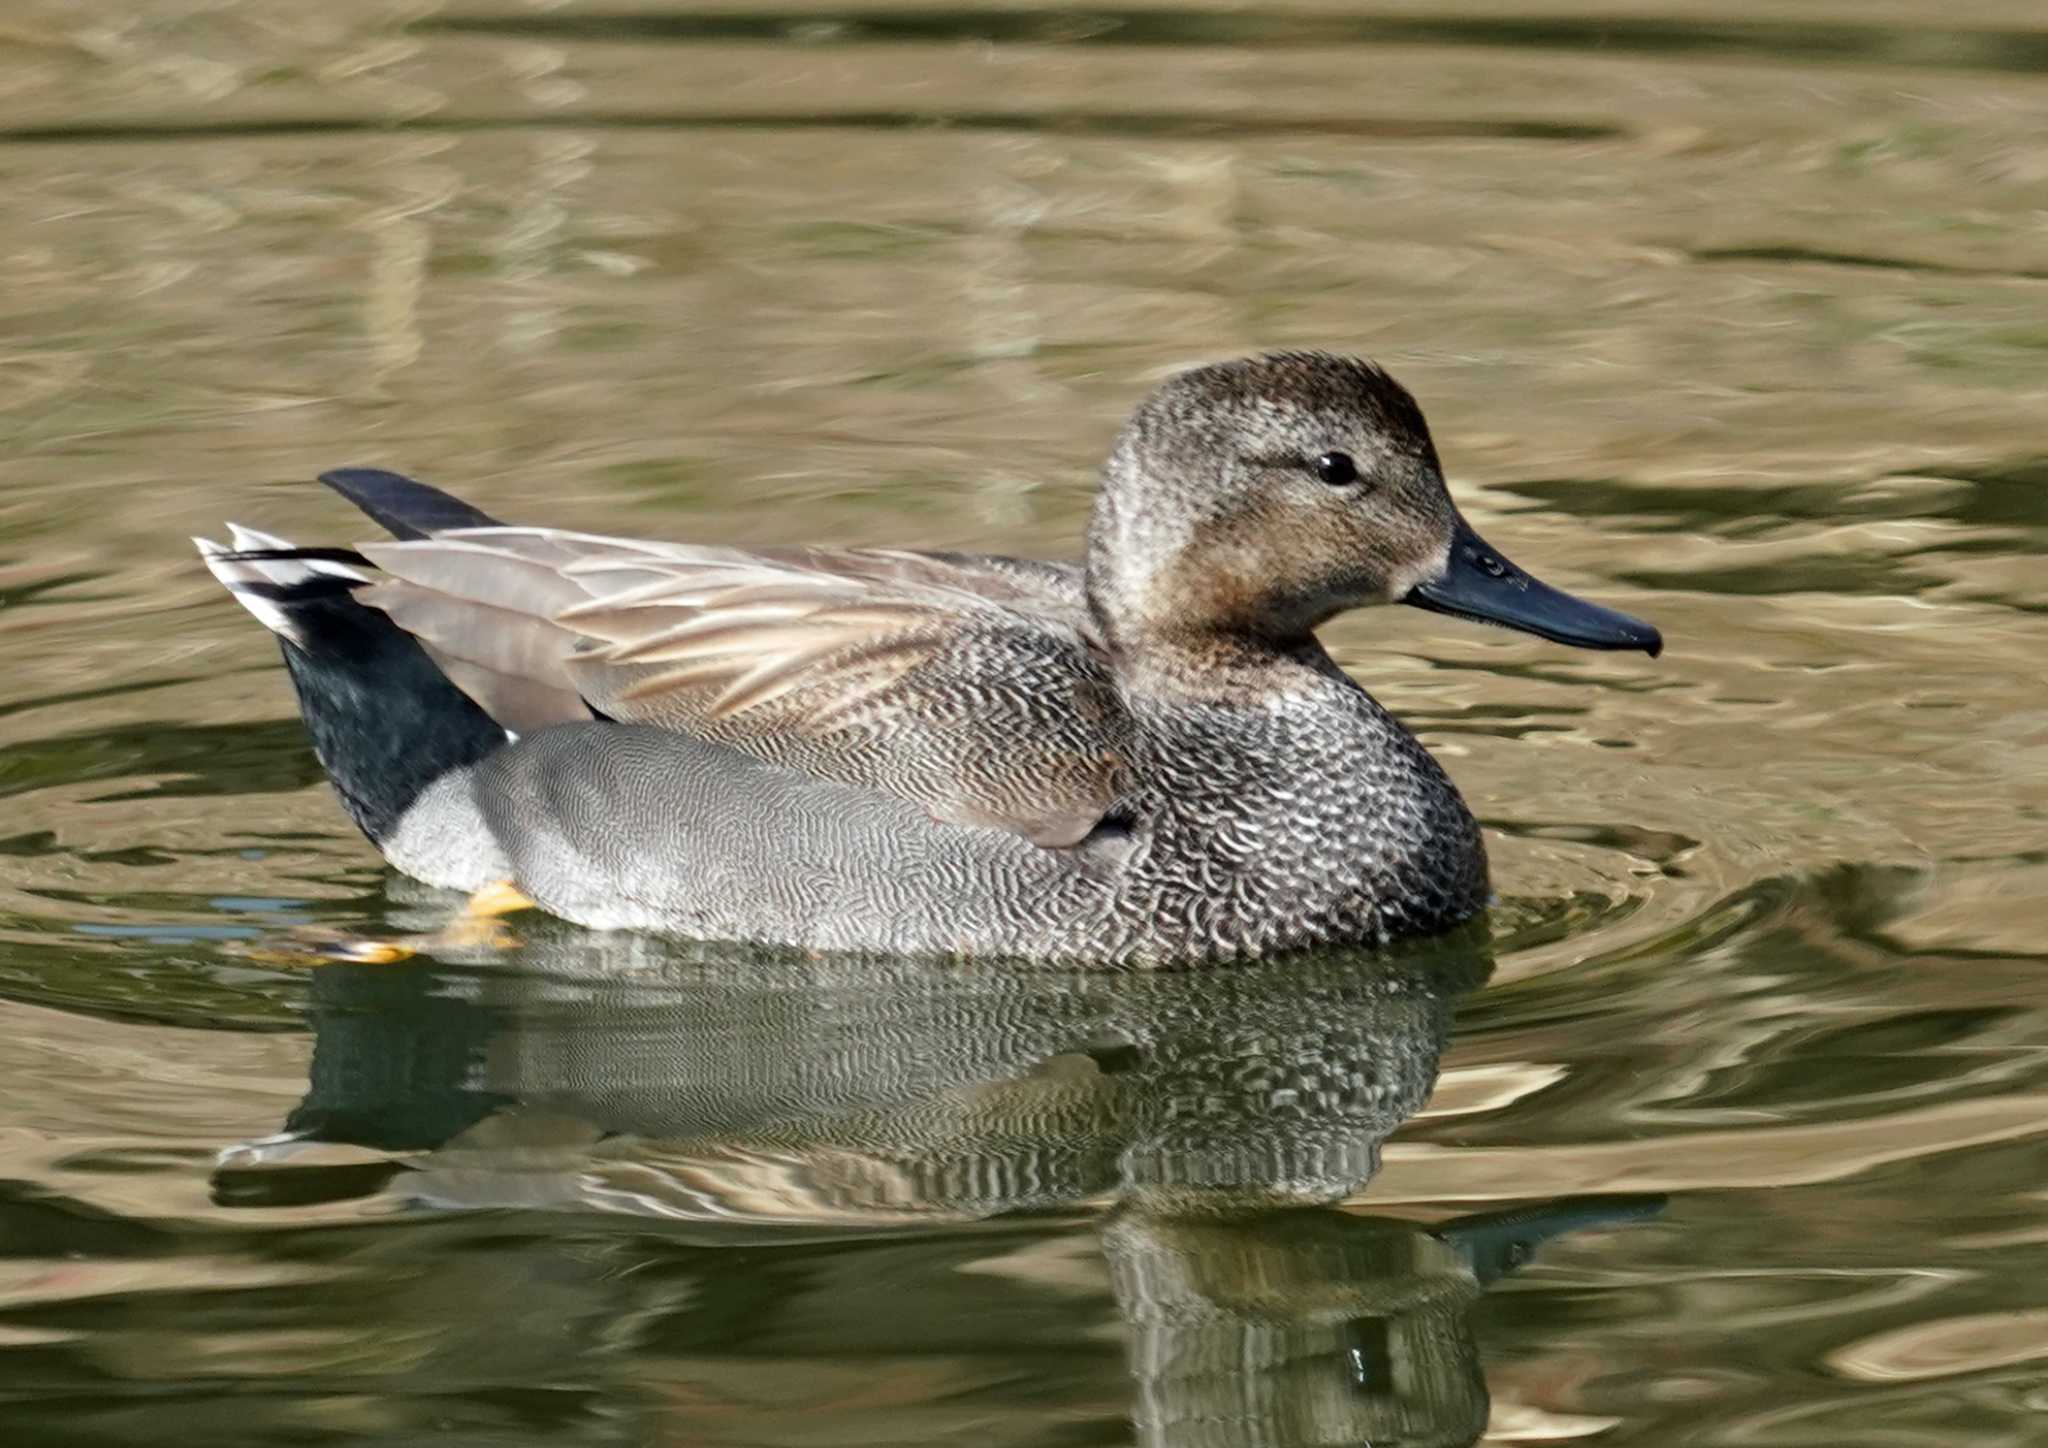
[4,2,2048,1442]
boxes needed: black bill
[1405,518,1662,657]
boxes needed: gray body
[431,660,1483,962]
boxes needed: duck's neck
[1104,626,1339,700]
[1109,631,1489,951]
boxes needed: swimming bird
[196,352,1659,964]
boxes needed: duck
[197,351,1659,965]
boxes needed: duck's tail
[196,522,506,847]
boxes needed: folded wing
[356,528,1128,848]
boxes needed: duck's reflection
[219,928,1657,1447]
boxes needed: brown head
[1085,352,1660,660]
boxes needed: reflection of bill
[215,933,1658,1447]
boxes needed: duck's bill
[1404,519,1662,657]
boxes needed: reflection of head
[1109,1210,1489,1448]
[1107,1195,1664,1448]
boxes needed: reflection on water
[194,934,1654,1447]
[5,0,2048,1444]
[252,940,1485,1214]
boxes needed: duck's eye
[1313,451,1359,487]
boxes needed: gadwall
[197,352,1659,964]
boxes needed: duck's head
[1086,352,1661,659]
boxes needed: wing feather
[349,525,1123,846]
[359,538,592,616]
